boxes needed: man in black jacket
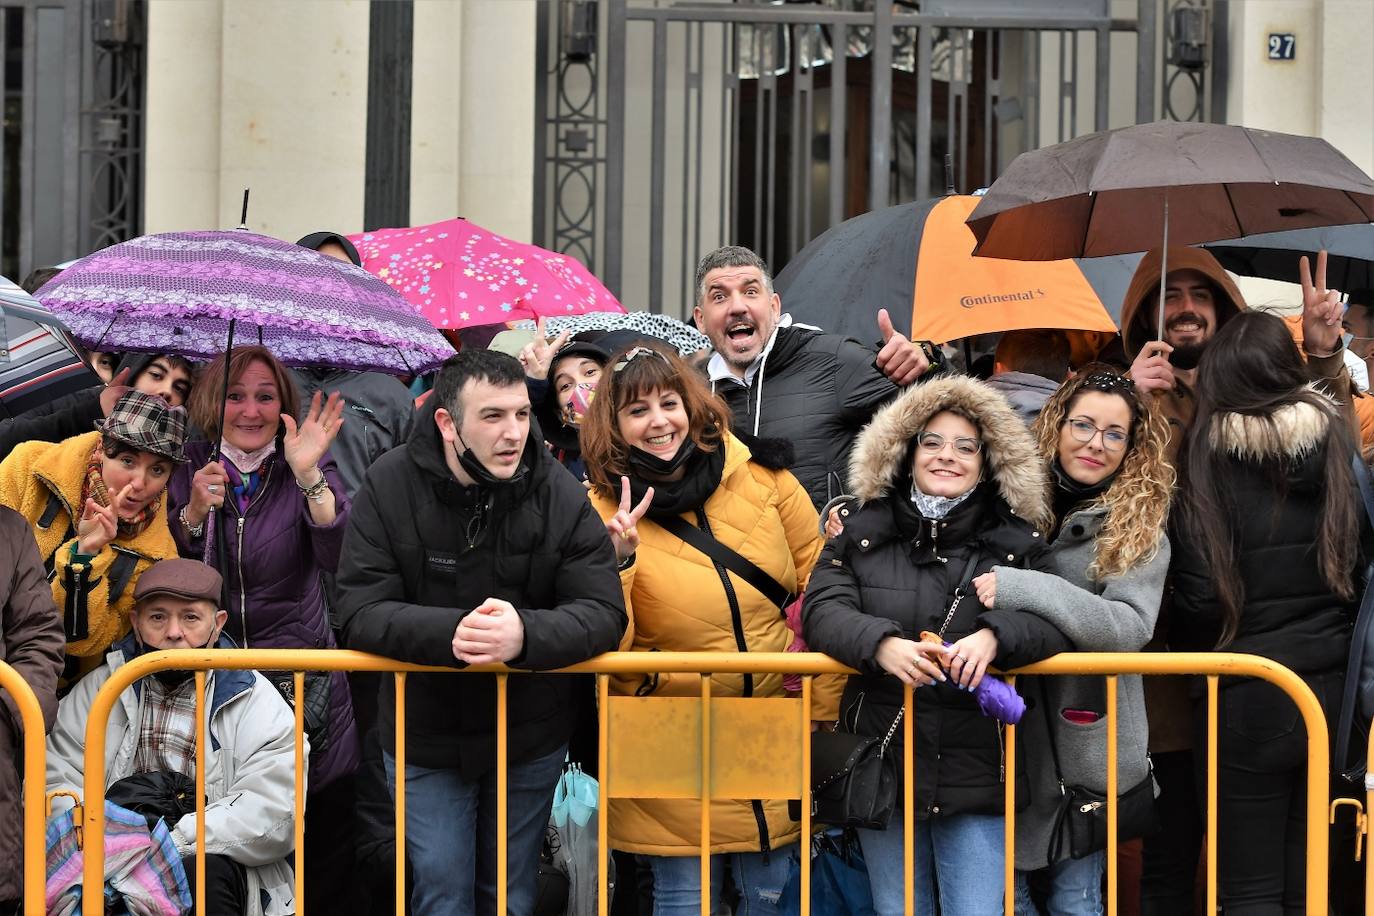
[693,245,937,509]
[336,349,626,916]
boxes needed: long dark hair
[1179,310,1358,646]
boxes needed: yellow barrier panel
[0,660,47,916]
[70,649,1330,916]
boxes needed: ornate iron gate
[0,0,143,283]
[535,0,1223,320]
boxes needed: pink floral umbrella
[349,218,624,329]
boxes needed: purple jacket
[167,441,359,790]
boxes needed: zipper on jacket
[750,799,771,864]
[695,510,752,697]
[226,461,274,649]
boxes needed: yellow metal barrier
[67,649,1332,916]
[0,660,47,916]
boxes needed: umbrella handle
[1156,195,1170,341]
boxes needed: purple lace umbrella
[34,230,455,376]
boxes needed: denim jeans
[1014,852,1105,916]
[384,744,567,916]
[856,811,1005,916]
[644,850,791,916]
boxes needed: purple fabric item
[35,231,455,375]
[166,441,359,790]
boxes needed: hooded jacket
[0,506,64,902]
[1170,394,1359,674]
[0,431,179,676]
[984,371,1061,425]
[291,368,415,498]
[335,399,627,778]
[587,432,841,856]
[166,443,358,791]
[803,375,1069,819]
[1119,246,1351,457]
[46,635,301,916]
[710,322,900,509]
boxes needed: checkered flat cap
[96,390,189,463]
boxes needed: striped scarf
[83,446,160,541]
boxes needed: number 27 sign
[1268,33,1296,61]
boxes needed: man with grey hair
[693,245,938,509]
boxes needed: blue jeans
[384,744,566,916]
[1014,852,1105,916]
[856,811,1006,916]
[645,850,791,916]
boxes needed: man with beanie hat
[46,559,301,916]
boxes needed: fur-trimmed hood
[1208,389,1333,462]
[848,374,1051,530]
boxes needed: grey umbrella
[1203,224,1374,291]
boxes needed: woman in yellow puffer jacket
[0,391,184,682]
[580,343,841,916]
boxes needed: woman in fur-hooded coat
[802,374,1070,916]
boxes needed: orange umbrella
[777,195,1127,346]
[910,195,1117,343]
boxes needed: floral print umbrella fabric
[349,217,623,329]
[36,231,456,375]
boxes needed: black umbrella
[1203,224,1374,290]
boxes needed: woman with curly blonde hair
[969,363,1174,913]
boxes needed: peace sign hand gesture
[605,476,654,561]
[282,390,345,483]
[77,484,130,555]
[517,317,573,381]
[1300,249,1344,357]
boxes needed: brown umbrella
[966,120,1374,337]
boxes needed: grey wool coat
[992,504,1170,870]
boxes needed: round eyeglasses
[916,431,983,457]
[1064,417,1129,451]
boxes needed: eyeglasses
[612,346,671,373]
[1064,417,1129,451]
[916,431,983,457]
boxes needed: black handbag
[1041,682,1160,861]
[261,669,333,759]
[107,770,198,831]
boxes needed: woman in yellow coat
[580,344,840,916]
[0,390,185,680]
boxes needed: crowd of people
[0,236,1368,916]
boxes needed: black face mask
[628,438,698,478]
[137,627,222,689]
[454,434,529,488]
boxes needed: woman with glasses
[802,375,1070,916]
[578,344,842,916]
[969,365,1174,914]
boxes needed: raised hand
[605,476,654,561]
[77,487,125,554]
[1129,341,1175,395]
[282,390,344,482]
[98,367,133,418]
[875,308,931,386]
[1300,250,1344,357]
[517,317,573,380]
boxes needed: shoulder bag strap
[655,512,793,609]
[1335,453,1374,779]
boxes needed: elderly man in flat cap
[46,558,302,916]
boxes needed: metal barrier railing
[52,649,1335,916]
[0,660,48,916]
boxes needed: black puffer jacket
[803,375,1069,818]
[1171,396,1360,675]
[336,400,628,777]
[712,323,899,508]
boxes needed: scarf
[626,443,727,519]
[1049,458,1116,540]
[83,446,160,541]
[908,484,977,520]
[220,440,276,475]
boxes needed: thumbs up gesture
[875,308,931,386]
